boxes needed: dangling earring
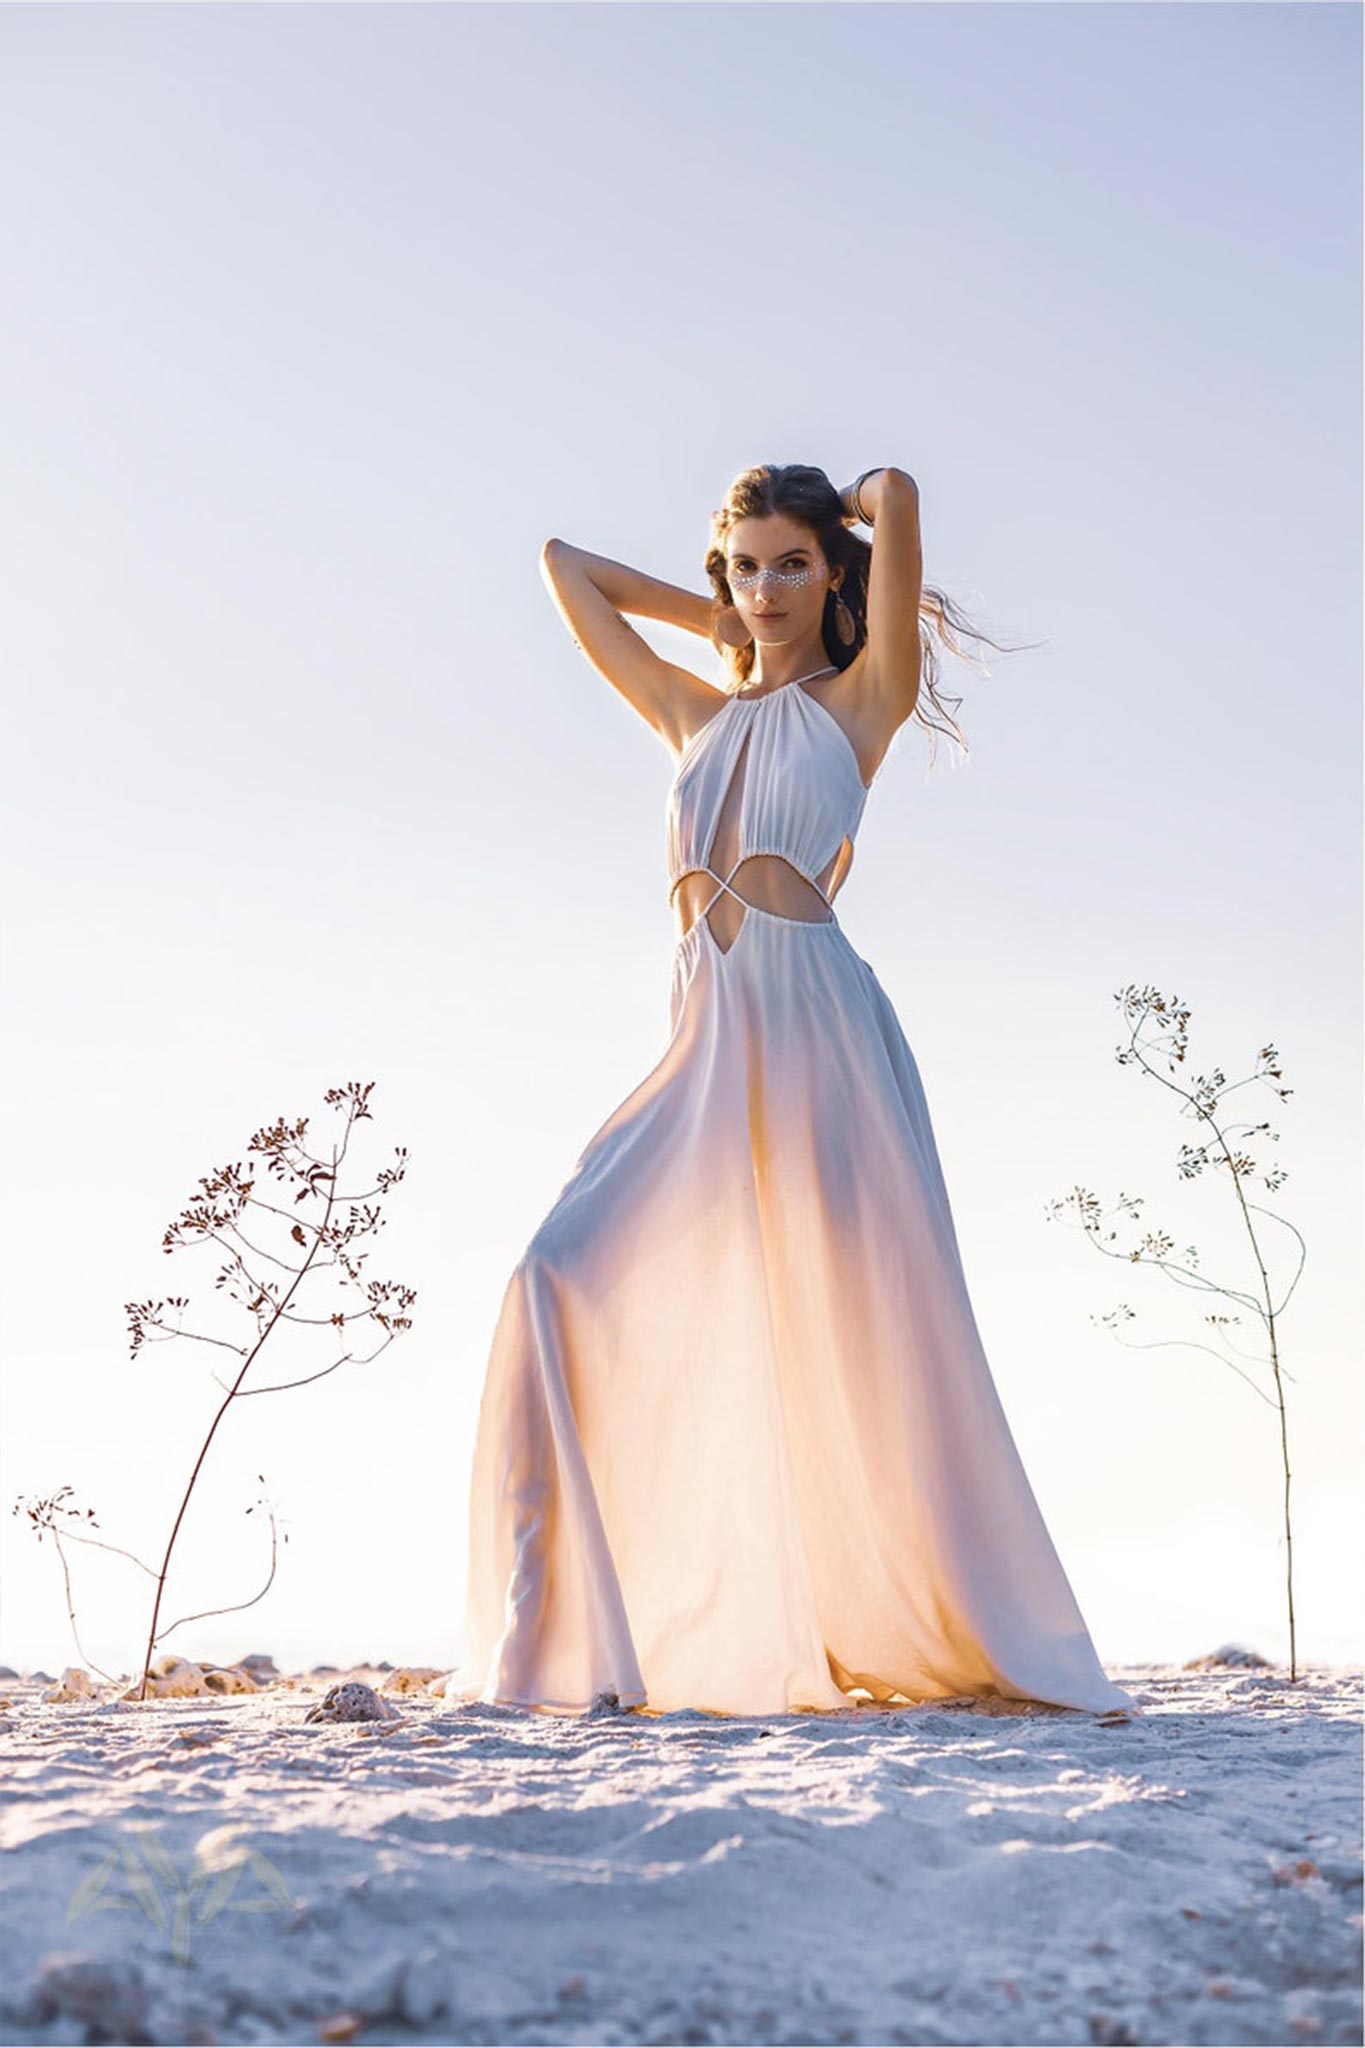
[712,602,752,651]
[831,581,857,648]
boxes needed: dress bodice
[666,681,871,907]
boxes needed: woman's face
[725,513,841,650]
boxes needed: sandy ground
[0,1658,1359,2048]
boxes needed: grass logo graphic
[67,1823,296,1967]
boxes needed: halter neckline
[669,662,873,796]
[732,663,838,702]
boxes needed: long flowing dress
[443,676,1136,1718]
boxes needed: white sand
[0,1659,1359,2047]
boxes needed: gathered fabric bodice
[666,680,871,918]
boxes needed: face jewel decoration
[728,563,819,593]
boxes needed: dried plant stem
[13,1079,414,1701]
[133,1142,341,1702]
[1048,987,1299,1677]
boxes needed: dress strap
[695,856,835,926]
[696,858,752,921]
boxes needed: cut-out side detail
[818,834,855,901]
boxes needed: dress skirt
[445,900,1136,1719]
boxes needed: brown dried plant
[1046,985,1301,1676]
[12,1079,415,1701]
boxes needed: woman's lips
[755,611,786,620]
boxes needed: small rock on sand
[380,1666,443,1694]
[120,1656,211,1700]
[304,1681,404,1724]
[41,1667,99,1703]
[201,1665,262,1694]
[1184,1644,1272,1669]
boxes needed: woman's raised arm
[540,540,723,756]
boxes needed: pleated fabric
[444,682,1137,1718]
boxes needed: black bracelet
[851,468,882,525]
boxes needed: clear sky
[2,3,1359,1683]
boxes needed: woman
[444,462,1136,1720]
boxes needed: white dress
[444,677,1136,1718]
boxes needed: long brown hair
[704,463,1032,767]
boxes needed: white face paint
[728,562,820,593]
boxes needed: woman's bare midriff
[672,844,852,954]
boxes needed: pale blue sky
[2,4,1359,1680]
